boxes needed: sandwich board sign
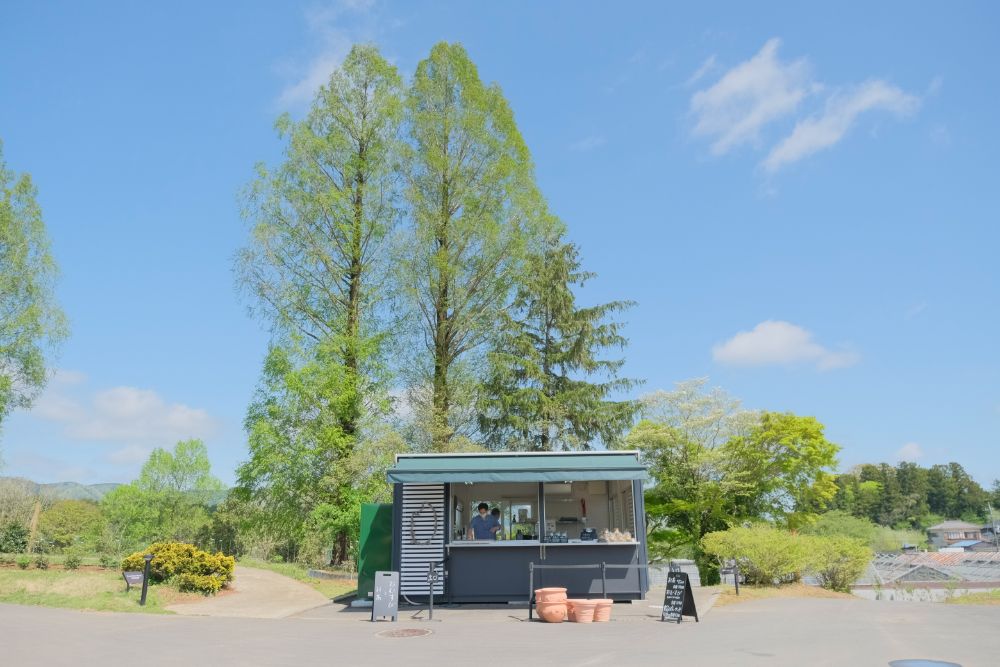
[371,571,399,622]
[661,571,698,623]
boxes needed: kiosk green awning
[387,451,648,483]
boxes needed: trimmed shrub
[34,554,50,569]
[16,555,30,569]
[176,573,224,595]
[702,525,811,586]
[64,553,83,570]
[122,541,235,595]
[806,535,872,592]
[98,553,118,569]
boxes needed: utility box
[358,503,393,599]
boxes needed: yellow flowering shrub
[121,541,235,594]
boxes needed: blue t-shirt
[470,513,500,539]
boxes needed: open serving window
[387,451,650,602]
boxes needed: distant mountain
[0,477,121,501]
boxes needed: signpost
[122,571,144,592]
[140,554,153,606]
[661,571,698,623]
[371,571,399,622]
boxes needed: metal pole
[139,554,153,606]
[734,562,740,596]
[601,562,607,599]
[427,561,434,621]
[528,562,534,621]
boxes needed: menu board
[661,571,698,623]
[371,571,399,622]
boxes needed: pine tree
[478,230,639,450]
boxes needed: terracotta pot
[571,600,596,623]
[566,599,586,622]
[536,601,567,623]
[593,599,613,622]
[534,587,568,603]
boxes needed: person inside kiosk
[467,502,501,540]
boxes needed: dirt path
[167,566,330,619]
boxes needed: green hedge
[702,524,872,591]
[122,541,235,595]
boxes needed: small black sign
[123,571,144,591]
[661,571,698,623]
[371,571,399,622]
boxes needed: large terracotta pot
[536,601,567,623]
[571,600,596,623]
[534,587,567,603]
[593,599,613,622]
[566,599,586,622]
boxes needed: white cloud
[685,55,717,86]
[762,80,919,171]
[275,0,377,109]
[50,369,87,386]
[690,39,814,155]
[33,384,218,444]
[895,442,924,462]
[569,135,607,152]
[712,320,859,371]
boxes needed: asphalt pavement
[1,596,998,666]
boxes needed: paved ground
[167,566,330,618]
[2,594,999,666]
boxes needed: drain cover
[376,628,433,639]
[889,661,961,667]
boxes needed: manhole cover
[376,628,433,639]
[889,661,961,667]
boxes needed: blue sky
[1,1,997,486]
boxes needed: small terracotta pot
[566,599,586,622]
[593,599,613,622]
[535,587,568,603]
[571,600,596,623]
[536,601,567,623]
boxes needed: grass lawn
[944,590,1000,606]
[713,582,855,607]
[0,567,200,613]
[239,558,357,599]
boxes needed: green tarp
[386,452,648,483]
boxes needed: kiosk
[387,451,650,603]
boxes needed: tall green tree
[101,439,223,552]
[401,42,542,450]
[478,230,639,450]
[237,44,404,438]
[0,142,67,450]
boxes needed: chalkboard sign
[661,571,698,623]
[371,571,399,622]
[123,571,144,592]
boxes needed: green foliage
[727,411,839,528]
[803,510,878,542]
[401,41,544,449]
[703,525,810,586]
[98,553,117,570]
[0,141,68,439]
[64,552,82,570]
[101,440,222,552]
[806,535,872,592]
[33,553,48,569]
[478,230,639,450]
[16,555,29,569]
[121,541,234,595]
[703,524,873,592]
[830,460,989,528]
[38,500,103,551]
[0,554,13,566]
[0,521,28,553]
